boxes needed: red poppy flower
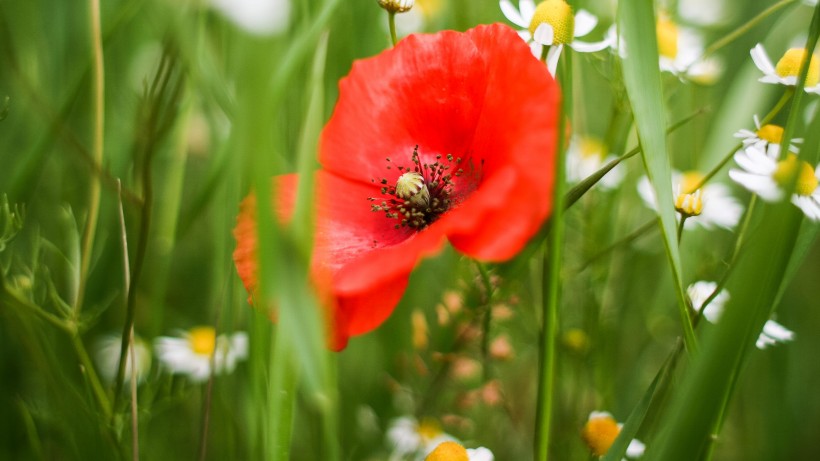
[234,23,560,350]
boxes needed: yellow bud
[529,0,575,45]
[656,16,679,59]
[775,48,820,87]
[378,0,414,13]
[675,190,704,217]
[581,413,621,457]
[188,327,217,356]
[425,441,469,461]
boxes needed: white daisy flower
[155,327,249,383]
[637,170,743,230]
[751,44,820,94]
[729,147,820,220]
[580,411,645,459]
[607,16,722,84]
[387,417,455,461]
[500,0,609,75]
[755,320,795,349]
[424,441,494,461]
[378,0,414,13]
[688,283,796,350]
[566,136,625,190]
[94,334,152,384]
[677,0,731,28]
[209,0,291,35]
[733,115,801,158]
[687,281,729,323]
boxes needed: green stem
[535,51,570,461]
[677,216,687,243]
[475,262,494,381]
[388,11,398,46]
[76,0,105,314]
[70,331,113,420]
[699,0,796,60]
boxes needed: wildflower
[388,417,454,460]
[566,136,624,191]
[734,115,801,159]
[755,320,795,349]
[500,0,609,75]
[687,282,795,349]
[94,335,152,384]
[233,24,559,350]
[154,327,248,383]
[608,16,721,83]
[425,440,494,461]
[751,44,820,94]
[581,411,645,459]
[687,280,729,323]
[637,171,743,229]
[208,0,291,35]
[379,0,414,13]
[394,0,443,36]
[730,147,820,220]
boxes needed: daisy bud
[425,441,468,461]
[378,0,414,14]
[775,48,820,87]
[674,189,704,217]
[581,412,620,457]
[529,0,575,44]
[396,171,431,206]
[756,124,784,145]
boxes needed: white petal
[547,44,563,76]
[574,9,598,38]
[500,0,528,27]
[626,438,647,458]
[750,43,776,76]
[519,0,536,23]
[210,0,291,35]
[570,38,611,53]
[467,447,495,461]
[517,29,533,42]
[533,23,555,45]
[529,41,543,59]
[729,171,783,201]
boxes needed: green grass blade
[617,0,696,353]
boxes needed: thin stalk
[76,0,105,313]
[677,216,687,243]
[535,51,570,461]
[129,327,139,461]
[475,262,495,382]
[388,12,398,46]
[70,332,112,420]
[700,0,796,60]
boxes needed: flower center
[756,123,784,144]
[775,48,820,87]
[370,146,471,230]
[188,327,217,356]
[578,137,607,161]
[675,189,704,217]
[425,441,469,461]
[528,0,575,45]
[773,154,818,196]
[678,170,704,194]
[417,418,443,442]
[581,413,621,456]
[656,16,679,59]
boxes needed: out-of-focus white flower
[424,440,494,461]
[95,335,152,384]
[755,320,795,349]
[687,281,729,323]
[500,0,609,75]
[566,136,625,190]
[637,170,743,230]
[687,283,796,350]
[734,115,801,159]
[393,0,442,36]
[677,0,731,27]
[751,44,820,94]
[580,411,645,459]
[209,0,291,36]
[155,327,248,383]
[730,148,820,220]
[608,16,722,84]
[388,417,454,460]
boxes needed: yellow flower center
[756,124,784,144]
[678,171,705,194]
[529,0,575,45]
[417,418,443,442]
[579,137,607,161]
[675,190,704,217]
[775,48,820,87]
[425,441,469,461]
[562,328,590,353]
[414,0,442,18]
[656,16,679,59]
[188,327,217,356]
[773,154,818,197]
[581,414,621,456]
